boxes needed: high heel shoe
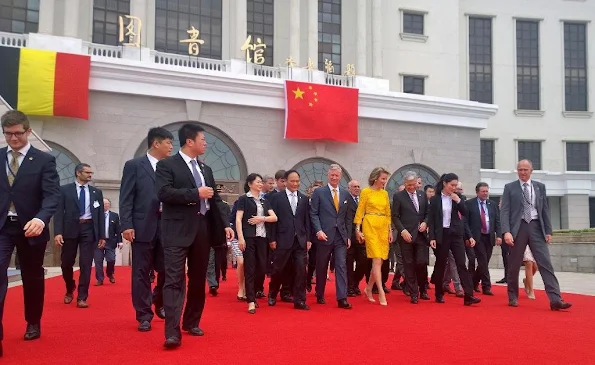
[379,293,388,306]
[248,302,256,314]
[364,287,376,303]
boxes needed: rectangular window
[92,0,130,46]
[468,17,493,104]
[564,22,588,111]
[516,20,540,110]
[247,0,274,66]
[403,12,424,35]
[0,0,39,34]
[318,0,341,75]
[566,142,590,171]
[518,141,542,170]
[403,76,424,95]
[480,139,495,169]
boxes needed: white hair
[403,171,417,182]
[328,164,342,172]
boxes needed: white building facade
[0,0,594,229]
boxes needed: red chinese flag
[284,80,358,143]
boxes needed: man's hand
[54,234,64,247]
[23,219,44,238]
[122,229,135,243]
[316,231,328,241]
[545,234,552,244]
[98,239,106,249]
[451,193,461,204]
[269,241,277,250]
[430,240,437,249]
[225,227,234,241]
[388,231,393,244]
[347,239,351,249]
[495,237,502,246]
[198,186,214,199]
[401,229,412,243]
[118,242,124,250]
[307,241,312,251]
[418,222,427,232]
[467,238,476,248]
[504,232,514,246]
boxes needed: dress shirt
[178,150,210,211]
[247,192,266,237]
[441,193,452,228]
[76,182,92,219]
[146,152,159,171]
[6,142,30,217]
[519,179,538,220]
[477,198,490,232]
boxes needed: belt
[79,219,92,224]
[366,213,386,216]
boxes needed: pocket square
[343,200,347,204]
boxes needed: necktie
[7,151,20,213]
[332,188,339,212]
[410,192,419,212]
[105,211,110,238]
[522,183,532,223]
[355,196,359,204]
[190,160,208,215]
[480,201,488,234]
[290,192,297,215]
[79,186,86,217]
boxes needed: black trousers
[432,228,473,298]
[268,237,306,303]
[473,234,493,290]
[220,246,228,279]
[400,235,430,297]
[163,216,210,339]
[501,242,510,280]
[132,219,164,323]
[465,245,476,281]
[0,219,47,341]
[243,236,268,303]
[346,242,367,291]
[307,240,317,284]
[61,222,95,301]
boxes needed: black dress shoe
[464,296,481,306]
[237,296,247,301]
[182,326,204,336]
[337,299,352,309]
[24,323,40,341]
[550,301,572,311]
[209,286,218,296]
[508,299,518,307]
[256,291,266,298]
[294,302,310,310]
[382,285,390,294]
[482,289,494,296]
[435,296,445,303]
[474,285,480,293]
[94,281,103,286]
[0,340,3,357]
[316,297,326,304]
[306,283,312,292]
[390,283,401,290]
[267,296,277,306]
[372,287,379,295]
[496,278,507,284]
[155,306,166,320]
[138,321,151,332]
[420,292,430,300]
[109,276,116,284]
[281,295,293,303]
[164,337,181,349]
[354,288,362,296]
[347,289,356,297]
[410,296,419,304]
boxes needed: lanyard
[6,153,17,178]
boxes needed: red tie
[480,201,488,233]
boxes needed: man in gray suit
[500,159,571,310]
[310,164,352,309]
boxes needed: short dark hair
[244,173,263,193]
[147,127,174,149]
[75,163,91,175]
[1,110,30,130]
[423,184,434,192]
[284,169,300,180]
[475,182,489,192]
[178,123,205,147]
[274,170,286,180]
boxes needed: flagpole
[0,95,52,151]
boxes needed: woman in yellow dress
[354,167,393,305]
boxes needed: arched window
[292,158,351,194]
[134,122,247,182]
[387,164,439,194]
[46,142,80,186]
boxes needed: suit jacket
[310,185,351,245]
[0,146,60,245]
[269,190,311,249]
[119,155,161,243]
[427,193,470,244]
[346,194,359,243]
[500,180,551,239]
[104,211,121,248]
[54,183,106,243]
[464,198,501,245]
[391,189,429,244]
[155,153,229,248]
[235,193,272,238]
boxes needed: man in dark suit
[54,163,106,309]
[464,182,501,295]
[310,164,352,309]
[155,123,233,349]
[500,159,571,310]
[0,111,60,356]
[346,180,366,296]
[392,172,430,303]
[120,127,173,331]
[93,198,121,285]
[267,170,311,310]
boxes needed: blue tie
[78,186,86,217]
[190,160,208,215]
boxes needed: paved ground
[8,266,595,296]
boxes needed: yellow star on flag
[293,87,305,99]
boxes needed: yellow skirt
[362,215,389,260]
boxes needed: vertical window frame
[468,16,494,104]
[318,0,342,75]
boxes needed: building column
[561,194,590,229]
[235,0,248,59]
[38,0,55,34]
[63,0,80,38]
[356,0,367,75]
[130,0,149,47]
[371,0,382,77]
[307,0,317,66]
[289,0,301,64]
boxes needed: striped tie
[7,151,20,213]
[522,183,532,223]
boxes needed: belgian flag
[0,46,91,120]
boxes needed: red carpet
[3,267,594,364]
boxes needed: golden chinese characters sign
[241,35,267,65]
[118,15,142,47]
[179,26,205,56]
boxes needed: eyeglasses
[3,131,26,138]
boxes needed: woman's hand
[247,216,265,225]
[356,230,365,244]
[239,239,246,251]
[388,230,393,243]
[430,240,437,249]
